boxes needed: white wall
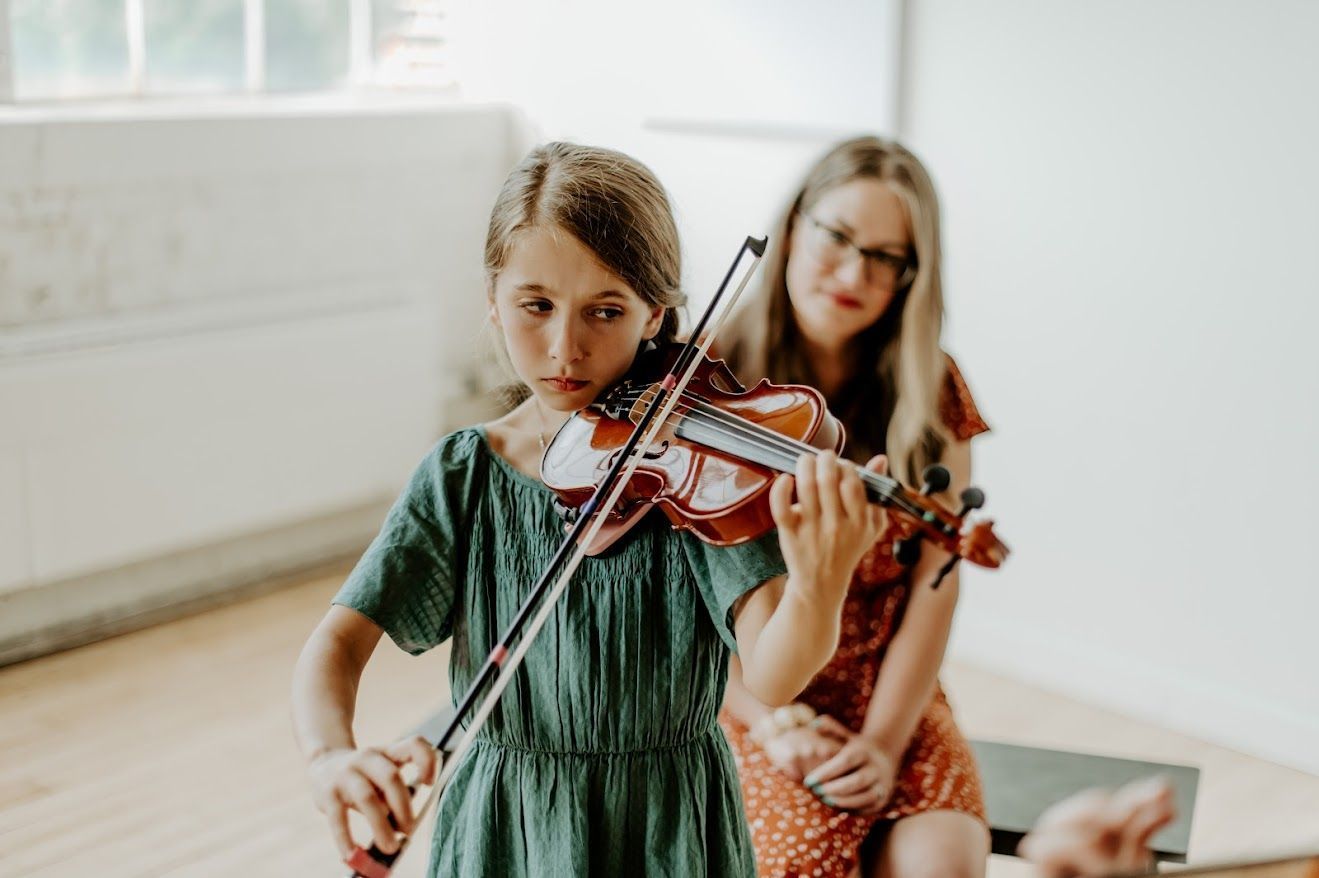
[904,1,1319,773]
[451,0,904,311]
[0,8,11,102]
[0,101,514,653]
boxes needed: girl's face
[784,178,912,350]
[491,225,665,412]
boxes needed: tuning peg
[957,486,985,517]
[920,464,951,496]
[893,537,922,567]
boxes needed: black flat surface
[1129,852,1319,876]
[972,739,1199,862]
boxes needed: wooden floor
[2,566,1317,878]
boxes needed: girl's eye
[519,300,552,314]
[592,308,624,321]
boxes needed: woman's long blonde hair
[722,137,949,484]
[484,142,687,405]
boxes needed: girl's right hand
[761,723,844,781]
[307,735,439,858]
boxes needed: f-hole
[640,440,670,460]
[604,441,671,473]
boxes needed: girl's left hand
[802,715,898,814]
[770,451,888,605]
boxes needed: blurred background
[1,1,1317,874]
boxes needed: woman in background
[719,136,991,878]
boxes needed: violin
[542,342,1009,577]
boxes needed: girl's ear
[642,306,665,340]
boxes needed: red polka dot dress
[719,358,990,878]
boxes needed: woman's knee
[868,812,988,878]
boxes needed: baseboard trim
[949,613,1319,777]
[0,501,391,667]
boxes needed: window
[1,0,453,102]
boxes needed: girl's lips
[543,377,590,392]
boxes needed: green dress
[333,426,786,877]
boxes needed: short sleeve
[940,355,991,441]
[681,529,787,653]
[333,434,470,656]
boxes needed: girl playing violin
[719,136,993,878]
[290,142,889,877]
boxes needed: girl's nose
[548,317,586,363]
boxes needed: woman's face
[784,178,913,350]
[490,225,664,412]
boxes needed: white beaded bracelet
[748,702,817,745]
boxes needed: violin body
[541,345,844,555]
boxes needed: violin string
[623,390,806,469]
[660,393,943,525]
[619,385,889,489]
[618,386,836,467]
[618,385,895,491]
[616,387,999,556]
[615,387,935,523]
[675,405,933,523]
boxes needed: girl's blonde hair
[721,136,950,484]
[484,142,686,404]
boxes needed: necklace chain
[534,400,549,452]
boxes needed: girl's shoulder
[413,424,547,507]
[399,426,495,517]
[409,425,487,482]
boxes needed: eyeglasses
[798,211,917,290]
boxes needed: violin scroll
[959,519,1008,569]
[881,477,1010,574]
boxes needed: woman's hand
[771,451,888,605]
[802,715,898,814]
[1018,777,1175,878]
[306,735,439,858]
[761,722,845,781]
